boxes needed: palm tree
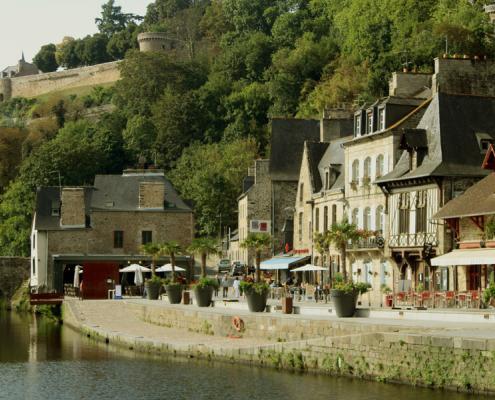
[325,218,364,281]
[140,242,163,276]
[187,237,219,278]
[161,241,182,282]
[241,233,272,282]
[314,231,331,281]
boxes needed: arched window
[332,204,337,225]
[352,160,359,183]
[363,207,371,230]
[363,157,371,182]
[352,208,359,226]
[376,205,384,233]
[298,212,303,242]
[315,208,320,233]
[376,154,384,178]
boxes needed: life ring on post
[232,316,244,332]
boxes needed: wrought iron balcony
[347,236,384,251]
[388,232,438,248]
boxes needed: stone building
[375,57,495,298]
[137,32,177,52]
[0,53,39,79]
[30,169,194,299]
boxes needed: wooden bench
[30,293,64,306]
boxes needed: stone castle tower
[137,32,176,52]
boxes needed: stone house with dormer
[30,169,194,299]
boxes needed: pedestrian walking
[233,277,240,298]
[221,273,229,298]
[214,274,220,297]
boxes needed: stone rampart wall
[0,61,120,101]
[0,257,30,299]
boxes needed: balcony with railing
[388,232,438,248]
[347,236,385,251]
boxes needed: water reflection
[0,311,482,400]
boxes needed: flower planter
[330,289,358,317]
[194,286,213,307]
[145,281,162,300]
[245,290,268,312]
[486,240,495,248]
[165,284,183,304]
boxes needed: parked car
[217,259,231,274]
[230,261,246,276]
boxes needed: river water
[0,311,481,400]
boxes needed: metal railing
[388,232,438,248]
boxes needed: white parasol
[291,264,327,272]
[73,265,82,288]
[119,264,151,273]
[156,263,186,272]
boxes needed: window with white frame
[352,208,359,226]
[366,111,373,134]
[380,260,389,286]
[375,205,384,233]
[354,115,361,136]
[363,207,371,230]
[363,157,371,181]
[351,160,359,184]
[378,107,385,131]
[375,154,384,178]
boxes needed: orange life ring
[232,316,244,332]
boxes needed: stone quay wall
[0,257,29,300]
[0,62,120,101]
[63,300,495,394]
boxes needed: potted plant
[141,242,165,300]
[381,284,393,307]
[187,237,219,306]
[193,277,219,307]
[161,241,184,304]
[483,277,495,307]
[330,273,369,317]
[240,280,270,312]
[485,216,495,247]
[240,233,272,312]
[350,180,358,191]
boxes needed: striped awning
[260,256,309,270]
[431,249,495,266]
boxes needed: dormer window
[476,132,493,153]
[354,115,361,137]
[378,107,385,131]
[51,200,60,217]
[366,111,373,134]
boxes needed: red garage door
[82,262,119,299]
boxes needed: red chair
[468,290,480,309]
[395,292,406,306]
[456,292,468,308]
[444,291,455,308]
[420,291,431,308]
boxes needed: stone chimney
[139,182,165,209]
[388,72,432,98]
[320,107,354,142]
[432,56,495,96]
[60,188,86,227]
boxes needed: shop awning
[431,249,495,266]
[260,256,309,270]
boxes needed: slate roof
[306,142,329,193]
[34,187,93,231]
[434,173,495,219]
[377,93,495,184]
[34,172,191,231]
[92,173,191,212]
[269,118,320,181]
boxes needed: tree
[107,23,139,60]
[170,139,258,235]
[55,37,82,69]
[161,241,182,282]
[241,233,272,282]
[325,218,365,281]
[33,44,59,72]
[0,128,28,192]
[313,231,330,280]
[95,0,143,37]
[141,242,164,276]
[187,237,219,277]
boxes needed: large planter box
[194,286,213,307]
[245,291,268,312]
[165,284,183,304]
[145,281,162,300]
[330,289,358,317]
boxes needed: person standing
[214,274,220,297]
[233,277,240,298]
[221,274,229,298]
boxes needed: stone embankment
[64,298,495,394]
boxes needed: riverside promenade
[63,298,495,394]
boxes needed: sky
[0,0,150,68]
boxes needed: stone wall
[0,257,30,300]
[139,182,165,209]
[0,61,120,101]
[61,188,86,227]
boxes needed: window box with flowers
[362,176,371,188]
[350,180,359,191]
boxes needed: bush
[194,277,219,289]
[240,281,269,295]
